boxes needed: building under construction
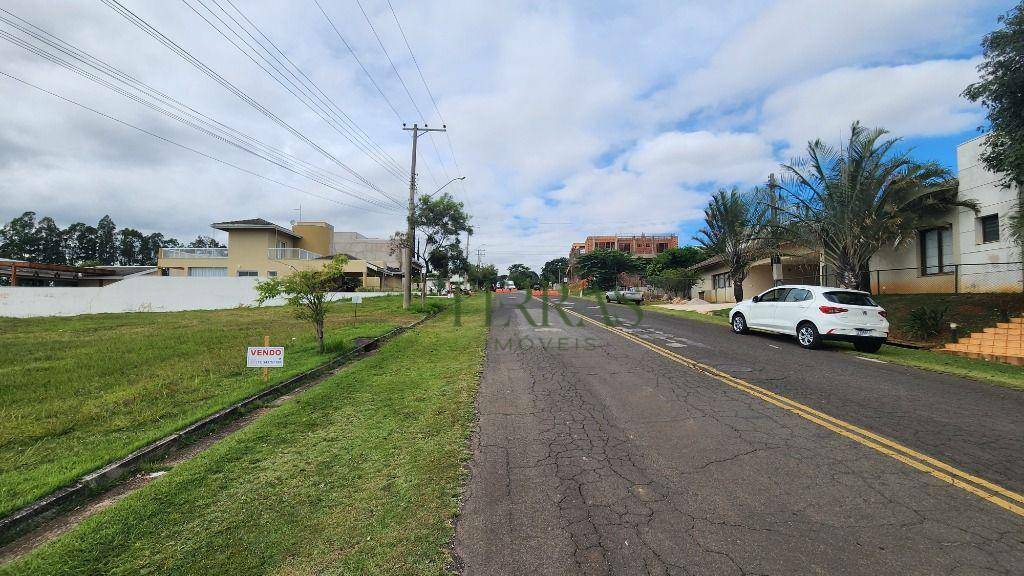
[567,234,678,282]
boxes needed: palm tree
[694,188,767,302]
[778,122,979,290]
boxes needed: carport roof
[0,260,119,281]
[211,218,301,239]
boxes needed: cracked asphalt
[453,294,1024,575]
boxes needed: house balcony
[268,248,323,260]
[160,247,228,259]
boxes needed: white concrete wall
[0,276,398,318]
[956,136,1022,266]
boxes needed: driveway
[454,293,1024,575]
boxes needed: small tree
[649,268,701,298]
[255,256,348,354]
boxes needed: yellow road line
[556,304,1024,518]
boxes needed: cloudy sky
[0,0,1009,272]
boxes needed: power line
[100,0,393,202]
[385,0,466,197]
[310,0,403,123]
[353,0,452,189]
[183,0,408,191]
[0,69,399,216]
[0,10,397,211]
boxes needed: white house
[693,136,1023,303]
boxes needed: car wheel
[606,296,612,303]
[731,313,748,334]
[854,339,884,353]
[796,322,821,349]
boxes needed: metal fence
[781,261,1023,295]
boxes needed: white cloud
[626,131,776,186]
[760,59,985,157]
[0,1,1007,272]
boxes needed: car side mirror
[752,295,761,303]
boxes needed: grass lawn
[641,302,1022,390]
[2,296,486,575]
[0,296,437,518]
[642,304,730,326]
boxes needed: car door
[746,288,783,330]
[772,288,811,332]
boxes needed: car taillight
[878,310,887,318]
[818,305,848,314]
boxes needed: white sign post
[247,338,284,382]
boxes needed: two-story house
[157,218,408,290]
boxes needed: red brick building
[567,234,678,282]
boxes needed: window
[237,270,258,277]
[656,242,668,253]
[824,291,877,306]
[920,226,953,275]
[267,271,278,277]
[278,240,287,249]
[783,288,812,302]
[980,214,1000,243]
[187,267,227,277]
[758,288,790,302]
[712,272,731,289]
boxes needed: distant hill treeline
[0,211,222,266]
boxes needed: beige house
[157,218,408,290]
[691,136,1023,303]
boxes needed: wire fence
[781,262,1023,295]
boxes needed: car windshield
[824,291,877,306]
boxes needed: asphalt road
[454,293,1024,575]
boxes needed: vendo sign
[246,346,284,368]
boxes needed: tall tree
[413,192,472,303]
[96,215,118,265]
[64,223,98,265]
[118,228,145,265]
[468,263,499,289]
[779,122,977,290]
[541,257,570,284]
[187,235,224,248]
[694,188,767,302]
[645,246,706,276]
[963,2,1024,249]
[574,249,642,291]
[507,263,539,289]
[35,217,66,264]
[0,211,40,261]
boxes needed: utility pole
[402,123,446,309]
[768,173,783,286]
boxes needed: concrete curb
[0,310,440,544]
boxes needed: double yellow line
[556,304,1024,518]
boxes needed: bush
[904,304,950,340]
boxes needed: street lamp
[424,176,466,199]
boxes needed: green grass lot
[3,296,485,575]
[0,296,440,519]
[640,302,1022,391]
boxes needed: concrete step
[939,348,1024,366]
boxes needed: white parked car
[605,287,643,304]
[729,285,889,352]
